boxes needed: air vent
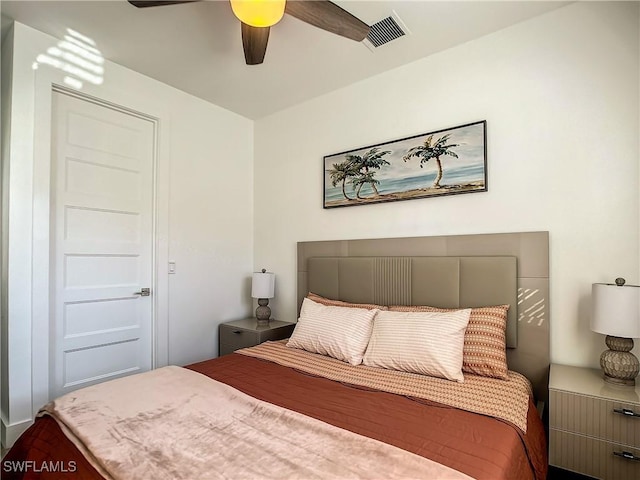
[365,12,409,49]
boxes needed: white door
[50,91,155,398]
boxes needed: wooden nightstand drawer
[550,429,640,480]
[549,364,640,479]
[218,319,296,356]
[220,325,260,353]
[550,390,640,447]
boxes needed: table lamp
[252,268,275,325]
[591,278,640,386]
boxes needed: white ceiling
[1,1,569,119]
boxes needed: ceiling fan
[128,0,371,65]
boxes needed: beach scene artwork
[323,121,487,208]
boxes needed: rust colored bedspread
[3,353,547,480]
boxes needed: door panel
[51,91,155,397]
[65,207,140,243]
[63,339,141,388]
[64,298,139,336]
[65,159,141,200]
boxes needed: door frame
[31,69,170,416]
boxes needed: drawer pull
[613,451,640,462]
[232,330,243,334]
[613,408,640,418]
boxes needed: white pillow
[362,309,471,382]
[287,298,379,365]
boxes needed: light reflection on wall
[32,28,104,89]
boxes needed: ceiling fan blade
[241,23,270,65]
[284,0,370,42]
[128,1,199,7]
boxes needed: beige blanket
[238,341,533,433]
[40,366,472,480]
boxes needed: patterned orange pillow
[388,304,510,380]
[307,292,388,311]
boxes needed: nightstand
[218,318,296,356]
[549,364,640,479]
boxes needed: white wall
[0,22,14,438]
[166,98,255,367]
[1,22,254,445]
[254,2,640,368]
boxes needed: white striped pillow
[287,298,378,365]
[363,309,471,382]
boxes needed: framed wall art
[323,120,487,209]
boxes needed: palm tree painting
[402,134,459,189]
[323,121,486,208]
[328,159,358,201]
[328,147,391,201]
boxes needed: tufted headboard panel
[297,232,550,403]
[307,256,518,347]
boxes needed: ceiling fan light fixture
[230,0,286,28]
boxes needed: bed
[3,231,550,480]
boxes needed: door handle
[134,288,151,297]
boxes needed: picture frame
[323,120,487,209]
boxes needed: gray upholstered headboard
[297,231,550,403]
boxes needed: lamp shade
[251,270,275,299]
[230,0,286,28]
[591,282,640,338]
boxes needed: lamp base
[600,336,639,387]
[255,298,271,326]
